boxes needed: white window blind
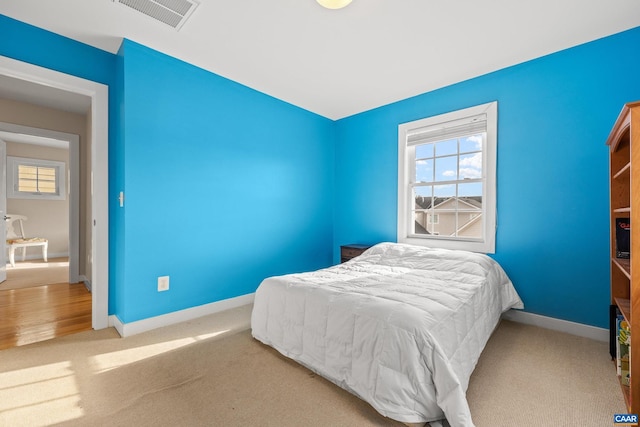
[407,114,487,146]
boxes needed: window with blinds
[7,156,66,200]
[18,164,57,193]
[397,101,497,253]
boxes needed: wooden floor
[0,282,92,350]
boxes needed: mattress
[251,242,524,426]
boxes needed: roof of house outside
[415,196,482,210]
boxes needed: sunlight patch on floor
[90,329,230,373]
[14,323,58,347]
[0,361,83,426]
[9,260,69,270]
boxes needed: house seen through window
[412,134,484,237]
[398,101,497,253]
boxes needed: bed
[251,242,523,427]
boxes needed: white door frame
[0,123,80,283]
[0,56,109,329]
[0,139,6,283]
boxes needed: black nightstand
[340,244,373,263]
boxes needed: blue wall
[0,15,115,86]
[115,40,334,322]
[0,15,334,324]
[334,27,640,328]
[4,12,640,328]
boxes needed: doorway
[0,56,109,332]
[0,122,87,349]
[0,125,80,286]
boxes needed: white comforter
[251,242,523,426]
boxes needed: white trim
[502,309,608,342]
[108,293,256,337]
[0,56,110,330]
[90,80,109,330]
[5,251,69,262]
[109,313,125,337]
[69,134,80,284]
[80,275,91,292]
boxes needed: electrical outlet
[158,276,170,292]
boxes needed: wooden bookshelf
[613,258,631,280]
[614,162,631,180]
[608,100,640,413]
[622,382,631,410]
[616,297,631,323]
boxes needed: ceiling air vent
[113,0,199,30]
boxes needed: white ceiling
[0,74,90,115]
[0,130,70,149]
[1,0,640,120]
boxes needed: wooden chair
[5,214,48,267]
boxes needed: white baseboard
[502,309,608,342]
[105,296,606,342]
[108,293,255,338]
[79,275,91,291]
[109,314,125,336]
[7,251,69,262]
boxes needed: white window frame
[7,156,67,200]
[397,101,497,253]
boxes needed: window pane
[412,186,432,235]
[38,180,57,193]
[456,212,482,239]
[415,143,433,159]
[430,187,454,237]
[18,165,38,180]
[413,211,429,235]
[459,152,482,179]
[458,182,482,198]
[458,182,483,239]
[38,167,56,179]
[413,185,432,207]
[460,135,483,153]
[434,184,455,199]
[18,180,38,192]
[415,159,433,183]
[434,155,457,182]
[435,139,457,156]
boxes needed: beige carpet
[0,257,69,291]
[0,305,626,427]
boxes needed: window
[397,101,497,253]
[7,156,66,200]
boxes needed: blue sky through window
[414,134,483,197]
